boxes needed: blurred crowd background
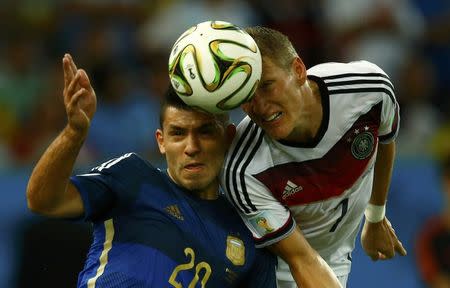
[1,0,449,287]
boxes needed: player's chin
[182,180,209,192]
[260,121,290,140]
[265,127,290,141]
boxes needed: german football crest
[226,236,245,266]
[351,131,374,160]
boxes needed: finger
[381,249,395,259]
[377,252,387,260]
[388,225,407,256]
[78,69,92,90]
[386,219,392,227]
[65,71,81,103]
[381,238,395,259]
[394,240,407,256]
[68,87,86,111]
[377,239,395,260]
[367,251,380,261]
[67,53,78,76]
[63,55,72,88]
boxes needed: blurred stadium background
[1,0,449,287]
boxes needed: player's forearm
[370,142,396,205]
[27,125,86,214]
[290,253,342,288]
[270,229,342,288]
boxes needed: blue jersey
[71,153,276,288]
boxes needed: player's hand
[361,217,407,261]
[62,53,97,135]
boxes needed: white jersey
[221,61,400,280]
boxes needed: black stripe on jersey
[321,72,390,81]
[326,78,394,93]
[323,73,395,104]
[329,87,395,106]
[225,120,254,213]
[225,121,261,214]
[238,127,264,213]
[254,215,296,248]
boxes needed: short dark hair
[159,86,229,128]
[245,26,298,71]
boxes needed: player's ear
[225,124,236,148]
[292,57,307,85]
[156,129,166,154]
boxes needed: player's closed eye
[258,81,274,93]
[198,125,217,136]
[169,128,185,137]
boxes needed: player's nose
[184,134,201,156]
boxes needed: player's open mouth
[185,163,204,170]
[263,112,282,122]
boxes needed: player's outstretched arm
[361,141,407,260]
[269,228,342,288]
[27,54,97,218]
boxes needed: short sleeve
[71,152,144,221]
[223,169,296,248]
[365,62,400,143]
[378,91,400,143]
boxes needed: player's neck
[191,184,220,200]
[308,79,323,137]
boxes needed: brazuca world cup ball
[168,20,262,114]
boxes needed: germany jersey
[221,60,400,280]
[71,153,277,288]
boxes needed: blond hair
[245,26,298,71]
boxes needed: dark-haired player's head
[156,86,235,198]
[159,86,229,129]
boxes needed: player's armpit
[268,227,342,288]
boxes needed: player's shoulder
[229,116,266,156]
[308,60,388,78]
[90,152,156,177]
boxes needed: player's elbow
[26,185,43,214]
[26,183,52,215]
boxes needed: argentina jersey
[70,153,276,288]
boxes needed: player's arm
[360,68,406,260]
[268,227,343,288]
[361,141,407,260]
[26,54,96,218]
[370,141,395,207]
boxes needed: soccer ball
[168,20,262,114]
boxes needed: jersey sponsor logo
[351,130,374,160]
[282,180,303,200]
[226,236,245,266]
[165,205,184,221]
